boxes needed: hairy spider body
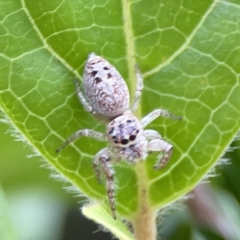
[57,53,178,219]
[107,112,147,163]
[82,53,130,121]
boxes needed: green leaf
[0,0,240,235]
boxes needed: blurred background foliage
[1,119,240,240]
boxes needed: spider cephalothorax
[57,53,178,219]
[107,112,147,162]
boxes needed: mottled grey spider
[57,53,178,219]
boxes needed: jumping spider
[57,53,178,219]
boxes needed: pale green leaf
[82,204,134,240]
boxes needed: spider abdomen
[83,53,130,120]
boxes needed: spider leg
[93,152,102,184]
[141,109,181,128]
[130,65,143,113]
[74,79,95,114]
[93,148,116,219]
[144,129,162,140]
[145,129,173,169]
[56,129,107,152]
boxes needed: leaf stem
[133,163,157,240]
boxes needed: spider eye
[129,135,136,141]
[121,139,128,145]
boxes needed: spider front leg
[141,109,181,128]
[144,129,162,140]
[74,79,95,115]
[131,65,143,113]
[144,129,173,169]
[56,129,107,152]
[93,148,116,219]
